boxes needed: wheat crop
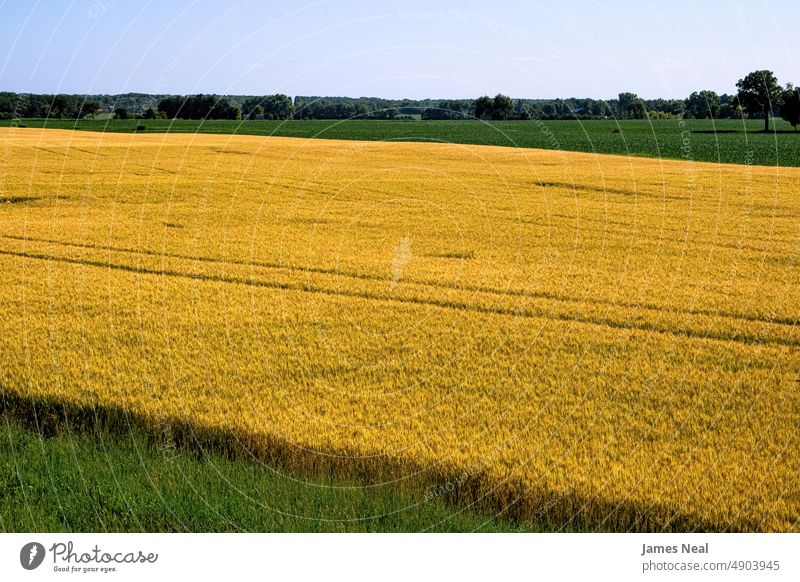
[0,127,797,531]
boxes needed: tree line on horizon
[1,70,797,130]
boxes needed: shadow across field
[0,386,755,532]
[534,180,685,201]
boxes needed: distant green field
[3,117,799,166]
[0,417,544,533]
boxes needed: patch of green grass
[0,417,546,533]
[3,117,799,166]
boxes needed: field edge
[0,385,751,533]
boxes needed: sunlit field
[0,127,797,531]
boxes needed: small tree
[736,70,782,132]
[780,85,800,131]
[113,107,129,120]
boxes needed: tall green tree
[736,70,782,131]
[781,85,800,131]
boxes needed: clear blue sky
[0,0,797,99]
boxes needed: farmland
[3,117,800,167]
[0,127,798,532]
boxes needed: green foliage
[780,85,800,130]
[157,95,241,120]
[685,90,720,119]
[472,94,515,120]
[617,92,640,119]
[81,101,101,119]
[628,100,647,119]
[491,94,514,120]
[422,100,472,120]
[262,94,294,119]
[516,100,531,120]
[245,104,264,119]
[736,70,782,131]
[474,95,494,119]
[50,95,78,118]
[645,110,680,120]
[242,94,294,120]
[1,90,791,122]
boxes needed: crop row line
[0,245,794,349]
[4,233,796,328]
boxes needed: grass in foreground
[0,416,537,533]
[2,117,799,167]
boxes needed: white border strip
[1,533,797,581]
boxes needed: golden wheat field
[0,127,798,531]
